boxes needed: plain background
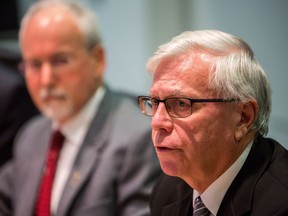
[1,0,287,148]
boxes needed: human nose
[40,62,56,86]
[151,102,173,132]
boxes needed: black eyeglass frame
[138,96,239,118]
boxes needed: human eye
[167,98,192,117]
[175,98,191,108]
[150,98,159,106]
[24,60,42,72]
[51,54,71,67]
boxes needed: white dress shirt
[193,142,253,216]
[50,86,105,214]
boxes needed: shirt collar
[193,141,253,216]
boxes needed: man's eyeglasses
[138,96,238,118]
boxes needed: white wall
[81,0,152,95]
[81,0,191,94]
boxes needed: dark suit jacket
[0,61,38,167]
[0,87,161,216]
[150,137,288,216]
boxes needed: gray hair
[147,30,271,136]
[19,0,102,51]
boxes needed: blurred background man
[0,1,161,215]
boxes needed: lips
[155,146,175,153]
[153,131,178,152]
[45,95,64,101]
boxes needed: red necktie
[35,130,65,216]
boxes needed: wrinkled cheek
[196,122,215,143]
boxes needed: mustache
[40,88,67,100]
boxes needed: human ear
[234,100,258,141]
[91,44,106,77]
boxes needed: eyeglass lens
[140,97,192,118]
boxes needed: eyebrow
[52,52,74,57]
[148,91,194,99]
[24,51,73,61]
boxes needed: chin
[41,104,74,123]
[160,160,180,177]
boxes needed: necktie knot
[50,130,65,154]
[193,196,210,216]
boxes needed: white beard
[39,88,74,122]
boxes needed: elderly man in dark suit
[0,48,38,167]
[138,30,288,216]
[0,1,161,215]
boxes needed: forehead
[150,50,214,97]
[23,6,78,33]
[21,7,84,58]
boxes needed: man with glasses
[138,30,288,216]
[0,1,161,215]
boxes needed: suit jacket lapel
[218,137,272,216]
[56,88,121,216]
[56,144,101,216]
[15,120,53,216]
